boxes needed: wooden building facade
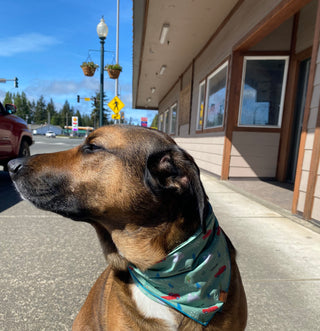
[132,0,320,222]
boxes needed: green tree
[60,100,73,128]
[28,100,36,124]
[3,91,13,105]
[46,98,58,126]
[81,114,93,127]
[13,92,31,122]
[151,114,158,128]
[33,96,47,124]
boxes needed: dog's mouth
[10,162,87,220]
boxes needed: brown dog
[8,125,247,330]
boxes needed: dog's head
[9,125,209,269]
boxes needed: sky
[0,0,157,126]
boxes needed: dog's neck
[128,207,231,326]
[110,217,195,271]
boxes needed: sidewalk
[1,171,319,330]
[201,172,320,331]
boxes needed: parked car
[0,101,33,171]
[45,131,56,138]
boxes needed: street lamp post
[97,17,108,127]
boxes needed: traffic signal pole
[0,77,19,88]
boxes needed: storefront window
[204,62,228,129]
[164,109,170,133]
[159,114,163,131]
[196,81,205,130]
[170,104,177,134]
[239,56,289,127]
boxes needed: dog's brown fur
[9,125,247,330]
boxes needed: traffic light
[77,95,80,103]
[14,77,18,88]
[94,97,97,106]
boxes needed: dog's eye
[82,143,104,154]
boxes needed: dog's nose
[8,158,27,175]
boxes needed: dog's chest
[130,283,178,331]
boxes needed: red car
[0,101,33,170]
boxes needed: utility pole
[115,0,120,97]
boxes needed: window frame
[170,103,177,135]
[196,80,206,131]
[164,109,170,133]
[238,55,289,128]
[203,61,229,130]
[159,113,163,131]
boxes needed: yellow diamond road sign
[108,96,124,114]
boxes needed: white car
[45,131,56,138]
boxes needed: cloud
[25,77,113,97]
[0,33,60,57]
[22,77,135,113]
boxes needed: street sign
[112,114,121,120]
[108,96,125,114]
[72,116,78,131]
[84,98,91,101]
[141,117,148,127]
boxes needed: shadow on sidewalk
[0,171,22,212]
[228,178,294,211]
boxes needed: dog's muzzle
[8,157,86,220]
[8,157,27,180]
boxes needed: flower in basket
[80,62,99,77]
[105,64,122,79]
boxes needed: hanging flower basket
[105,64,122,79]
[80,62,99,77]
[107,69,121,79]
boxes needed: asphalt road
[1,136,107,331]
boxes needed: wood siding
[175,136,225,176]
[229,132,281,177]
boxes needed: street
[1,136,320,330]
[1,136,106,331]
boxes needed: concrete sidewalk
[201,172,320,331]
[1,171,320,330]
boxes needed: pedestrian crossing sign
[108,96,124,114]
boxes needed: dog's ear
[145,147,209,232]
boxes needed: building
[31,124,62,135]
[132,0,320,223]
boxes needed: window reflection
[239,57,288,127]
[204,63,228,128]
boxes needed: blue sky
[0,0,157,126]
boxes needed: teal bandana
[128,204,231,326]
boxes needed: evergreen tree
[3,91,13,105]
[60,100,73,128]
[81,114,93,127]
[28,100,36,124]
[13,92,31,122]
[51,111,61,126]
[33,96,47,124]
[151,114,158,128]
[46,98,58,126]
